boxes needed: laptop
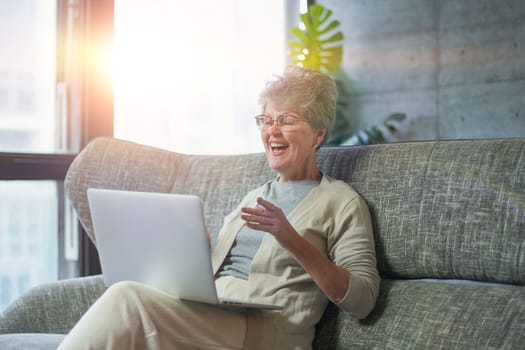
[87,188,282,311]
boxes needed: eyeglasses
[254,114,307,131]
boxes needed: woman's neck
[278,168,322,183]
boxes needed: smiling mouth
[270,142,288,152]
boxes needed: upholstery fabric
[65,138,276,248]
[68,138,525,284]
[0,275,104,334]
[64,138,183,246]
[168,153,275,247]
[0,333,65,350]
[1,137,524,349]
[317,140,525,284]
[313,279,525,350]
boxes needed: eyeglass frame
[254,113,309,131]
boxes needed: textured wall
[319,0,525,141]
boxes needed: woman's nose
[267,122,282,134]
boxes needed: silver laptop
[87,188,282,310]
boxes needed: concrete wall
[319,0,525,141]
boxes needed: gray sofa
[1,137,524,349]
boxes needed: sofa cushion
[0,275,105,335]
[0,333,65,350]
[313,279,525,349]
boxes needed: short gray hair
[258,66,337,132]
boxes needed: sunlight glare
[113,0,284,155]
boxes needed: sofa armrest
[0,275,105,334]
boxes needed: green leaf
[319,20,341,36]
[288,4,344,75]
[289,28,308,42]
[320,32,344,44]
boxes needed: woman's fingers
[241,198,291,237]
[256,197,279,211]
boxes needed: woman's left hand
[240,197,298,248]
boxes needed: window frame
[0,153,75,180]
[59,0,115,277]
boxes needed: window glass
[0,0,56,153]
[0,181,59,311]
[113,0,285,155]
[0,277,10,305]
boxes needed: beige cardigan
[212,175,380,350]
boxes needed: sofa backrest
[66,138,525,285]
[65,137,276,246]
[317,140,525,285]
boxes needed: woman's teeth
[270,143,288,151]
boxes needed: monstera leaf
[288,4,343,75]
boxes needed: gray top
[218,179,320,280]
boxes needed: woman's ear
[315,128,328,148]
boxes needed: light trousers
[57,276,249,350]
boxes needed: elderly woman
[58,67,379,350]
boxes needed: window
[113,0,286,155]
[1,0,296,311]
[0,1,56,153]
[0,0,114,311]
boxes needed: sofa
[1,137,524,349]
